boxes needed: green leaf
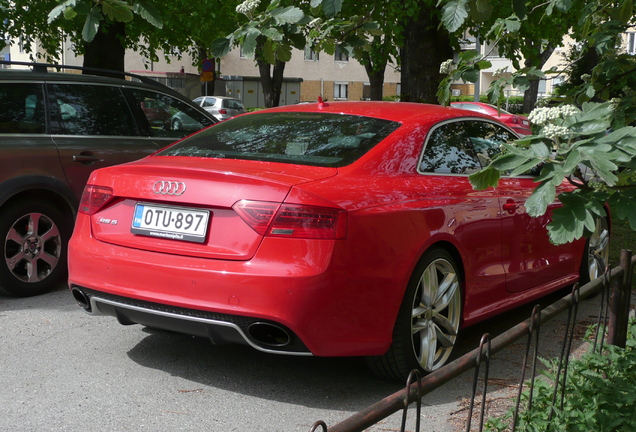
[82,6,102,42]
[525,181,556,217]
[210,37,232,58]
[63,7,78,20]
[102,0,133,22]
[504,15,521,33]
[310,0,322,8]
[441,0,469,32]
[491,153,532,171]
[271,6,305,25]
[48,0,76,23]
[133,0,163,29]
[620,0,634,24]
[512,0,526,19]
[241,27,261,59]
[261,27,283,41]
[469,166,500,190]
[462,68,480,83]
[276,43,292,62]
[321,0,342,17]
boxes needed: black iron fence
[308,249,635,432]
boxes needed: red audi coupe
[68,101,609,381]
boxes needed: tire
[0,199,72,297]
[579,217,610,285]
[367,248,463,381]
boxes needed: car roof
[254,101,494,124]
[0,61,186,99]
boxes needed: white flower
[439,59,453,74]
[543,124,570,140]
[236,0,260,15]
[528,105,580,126]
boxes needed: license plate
[131,203,210,243]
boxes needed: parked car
[68,101,609,380]
[451,102,532,135]
[0,61,216,297]
[193,96,247,121]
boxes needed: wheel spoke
[6,226,25,244]
[40,224,60,243]
[419,265,437,307]
[432,313,458,337]
[434,324,455,349]
[416,325,436,370]
[434,272,458,311]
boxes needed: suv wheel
[0,200,72,297]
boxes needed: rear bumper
[70,286,311,355]
[68,216,399,357]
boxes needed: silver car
[193,96,246,121]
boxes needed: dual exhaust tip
[71,286,292,348]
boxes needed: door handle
[73,153,100,164]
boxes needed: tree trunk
[361,51,386,101]
[83,21,126,79]
[400,7,454,104]
[367,67,385,101]
[256,58,286,108]
[522,44,555,113]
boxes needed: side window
[126,89,214,139]
[419,122,481,174]
[49,84,137,136]
[0,83,46,134]
[419,120,516,175]
[202,97,216,108]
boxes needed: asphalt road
[0,283,604,432]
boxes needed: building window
[362,84,371,100]
[334,46,349,62]
[334,82,348,100]
[628,33,636,55]
[304,47,319,61]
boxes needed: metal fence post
[607,249,633,348]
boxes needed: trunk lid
[88,156,338,260]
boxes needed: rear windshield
[158,112,400,167]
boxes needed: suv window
[50,83,137,136]
[0,83,46,134]
[419,120,516,174]
[126,89,214,139]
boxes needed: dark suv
[0,62,216,297]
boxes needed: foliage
[485,319,636,431]
[1,0,238,67]
[47,0,163,43]
[437,0,636,245]
[211,0,379,64]
[469,101,636,244]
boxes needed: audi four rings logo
[152,181,187,196]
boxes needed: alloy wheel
[411,257,462,371]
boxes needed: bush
[485,319,636,431]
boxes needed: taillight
[79,185,114,215]
[218,109,228,115]
[233,200,347,239]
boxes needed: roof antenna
[317,96,329,109]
